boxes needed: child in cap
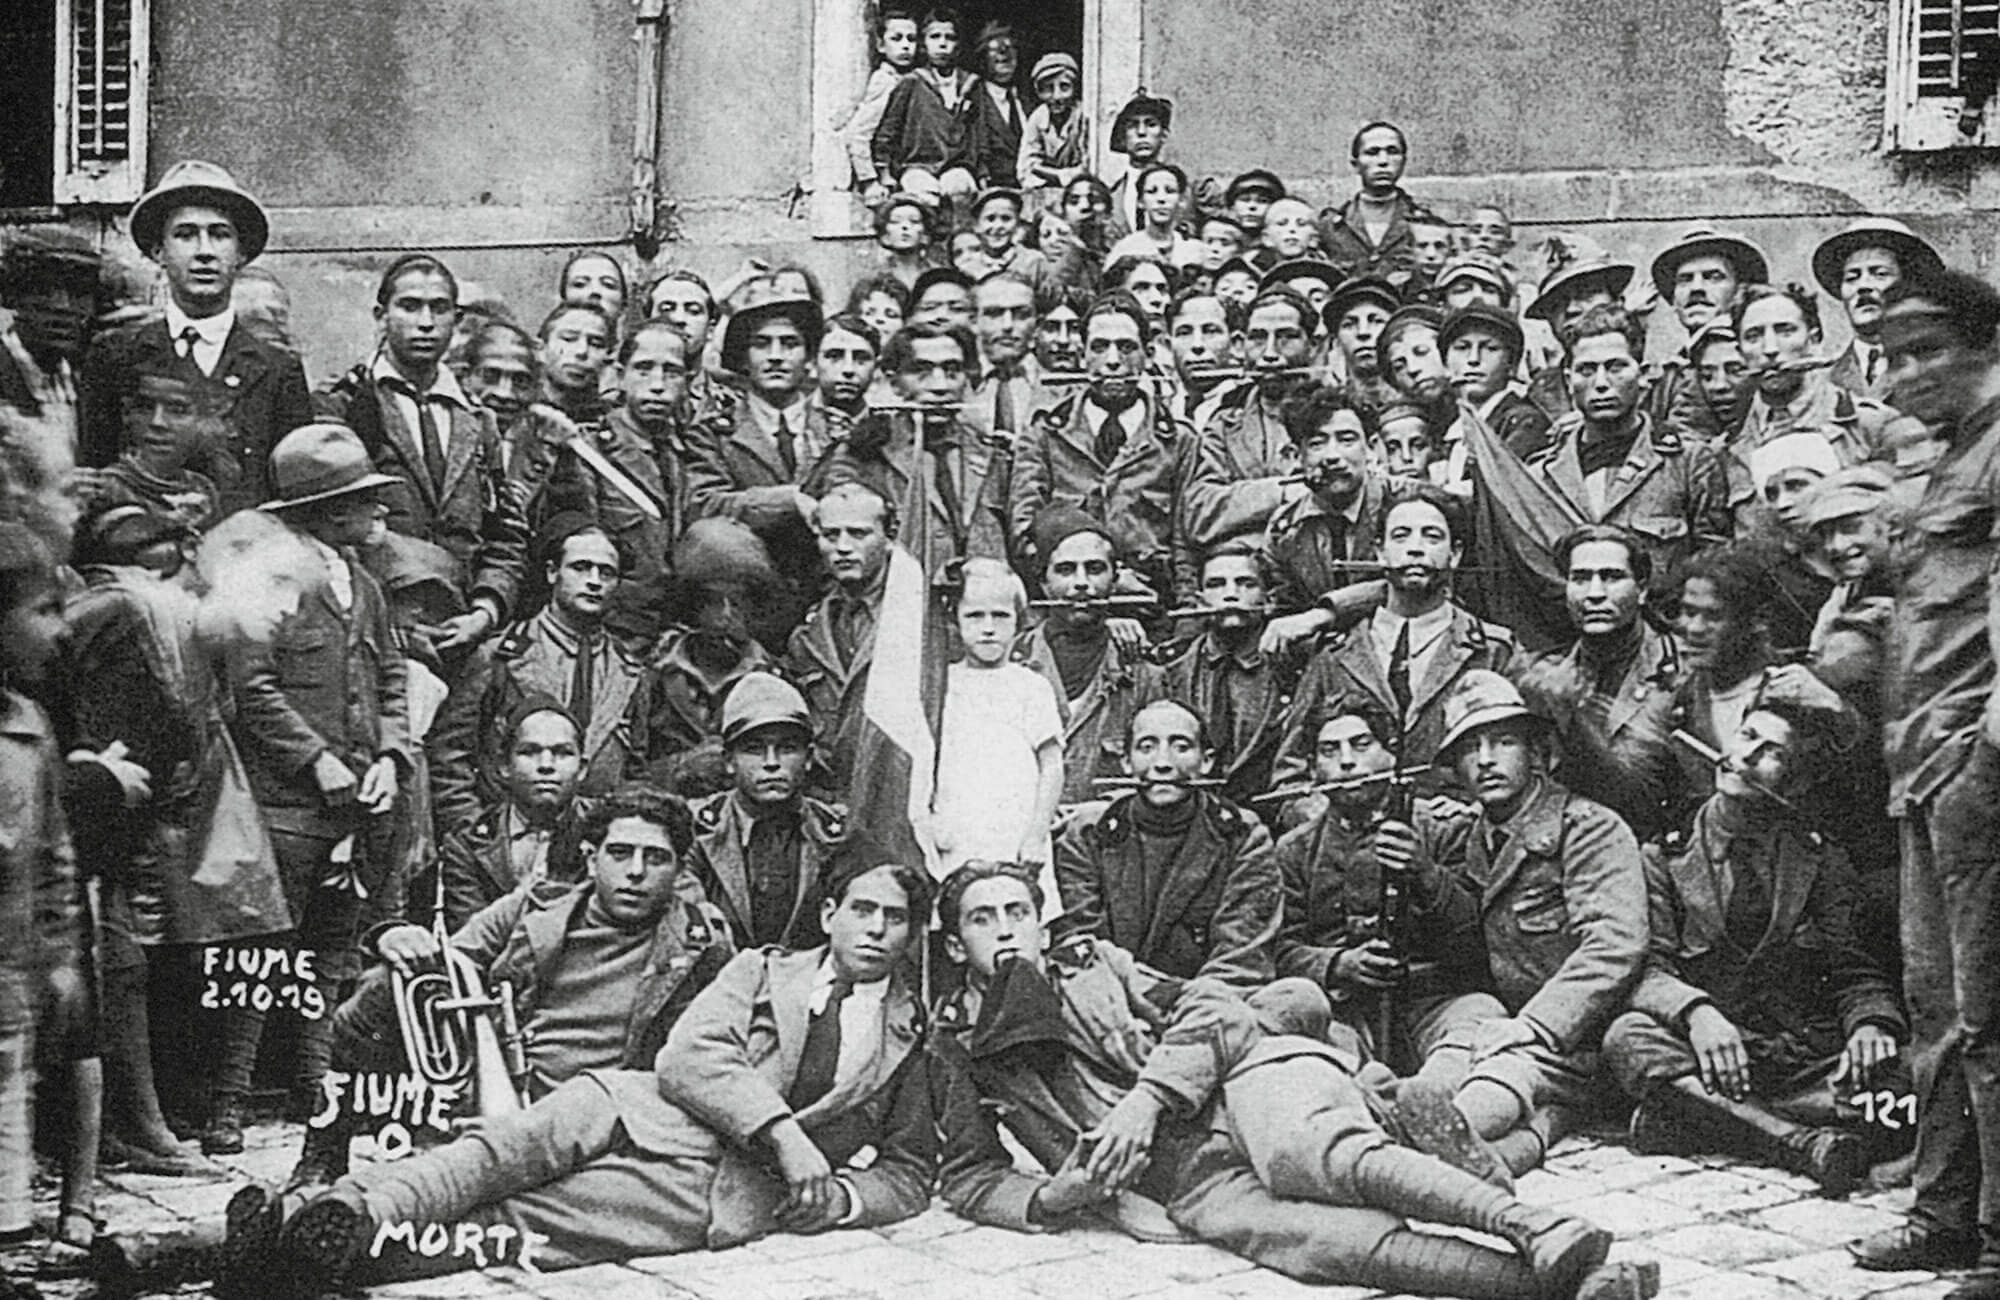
[1018,52,1089,204]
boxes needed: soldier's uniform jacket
[1273,604,1514,798]
[1013,622,1165,804]
[1827,340,1893,403]
[436,802,586,933]
[784,584,878,797]
[1156,632,1297,812]
[1525,410,1731,598]
[803,411,1011,574]
[541,404,685,581]
[1723,374,1906,532]
[679,386,826,589]
[1053,792,1281,988]
[314,362,530,620]
[1512,623,1685,842]
[650,627,774,798]
[342,878,736,1091]
[1458,777,1649,1056]
[1261,473,1397,616]
[930,936,1282,1229]
[1181,387,1302,550]
[686,789,848,950]
[1626,801,1904,1068]
[1009,389,1196,598]
[429,609,662,834]
[1272,800,1484,994]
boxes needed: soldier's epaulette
[1204,796,1252,839]
[804,797,848,841]
[692,791,727,833]
[493,622,534,659]
[685,899,729,948]
[1047,931,1097,972]
[1033,392,1081,428]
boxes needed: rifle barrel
[1249,767,1429,804]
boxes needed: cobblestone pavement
[7,1118,1969,1300]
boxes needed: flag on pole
[1461,405,1587,652]
[846,415,951,876]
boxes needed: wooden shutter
[53,0,148,203]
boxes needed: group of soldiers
[0,32,1996,1300]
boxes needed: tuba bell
[391,898,530,1118]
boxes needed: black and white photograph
[0,1,1995,1297]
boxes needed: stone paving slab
[6,1119,1979,1299]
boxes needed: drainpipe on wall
[631,0,669,260]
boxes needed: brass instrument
[392,890,530,1118]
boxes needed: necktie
[993,371,1018,437]
[932,439,964,535]
[1389,620,1413,718]
[789,978,853,1110]
[416,396,448,499]
[569,632,596,735]
[776,411,798,479]
[1007,92,1022,135]
[1865,347,1880,387]
[1094,407,1127,466]
[175,325,202,361]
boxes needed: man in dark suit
[217,425,414,1155]
[1010,293,1194,600]
[227,848,934,1291]
[1158,541,1298,813]
[688,674,848,950]
[313,254,530,654]
[1273,484,1514,802]
[78,161,313,515]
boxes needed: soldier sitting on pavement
[1053,699,1279,990]
[1603,699,1910,1197]
[931,860,1656,1300]
[1273,701,1502,1077]
[278,784,734,1194]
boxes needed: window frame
[807,0,1139,238]
[52,0,150,205]
[1886,0,2000,151]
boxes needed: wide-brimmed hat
[1525,259,1635,323]
[1435,670,1553,766]
[1225,169,1286,204]
[1649,224,1769,301]
[1439,301,1525,361]
[1811,217,1942,298]
[1109,93,1173,154]
[720,671,814,745]
[719,295,824,377]
[265,423,400,511]
[129,160,270,263]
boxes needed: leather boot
[1631,1076,1864,1197]
[1352,1146,1611,1297]
[282,1114,350,1193]
[1393,1077,1515,1191]
[1358,1226,1539,1299]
